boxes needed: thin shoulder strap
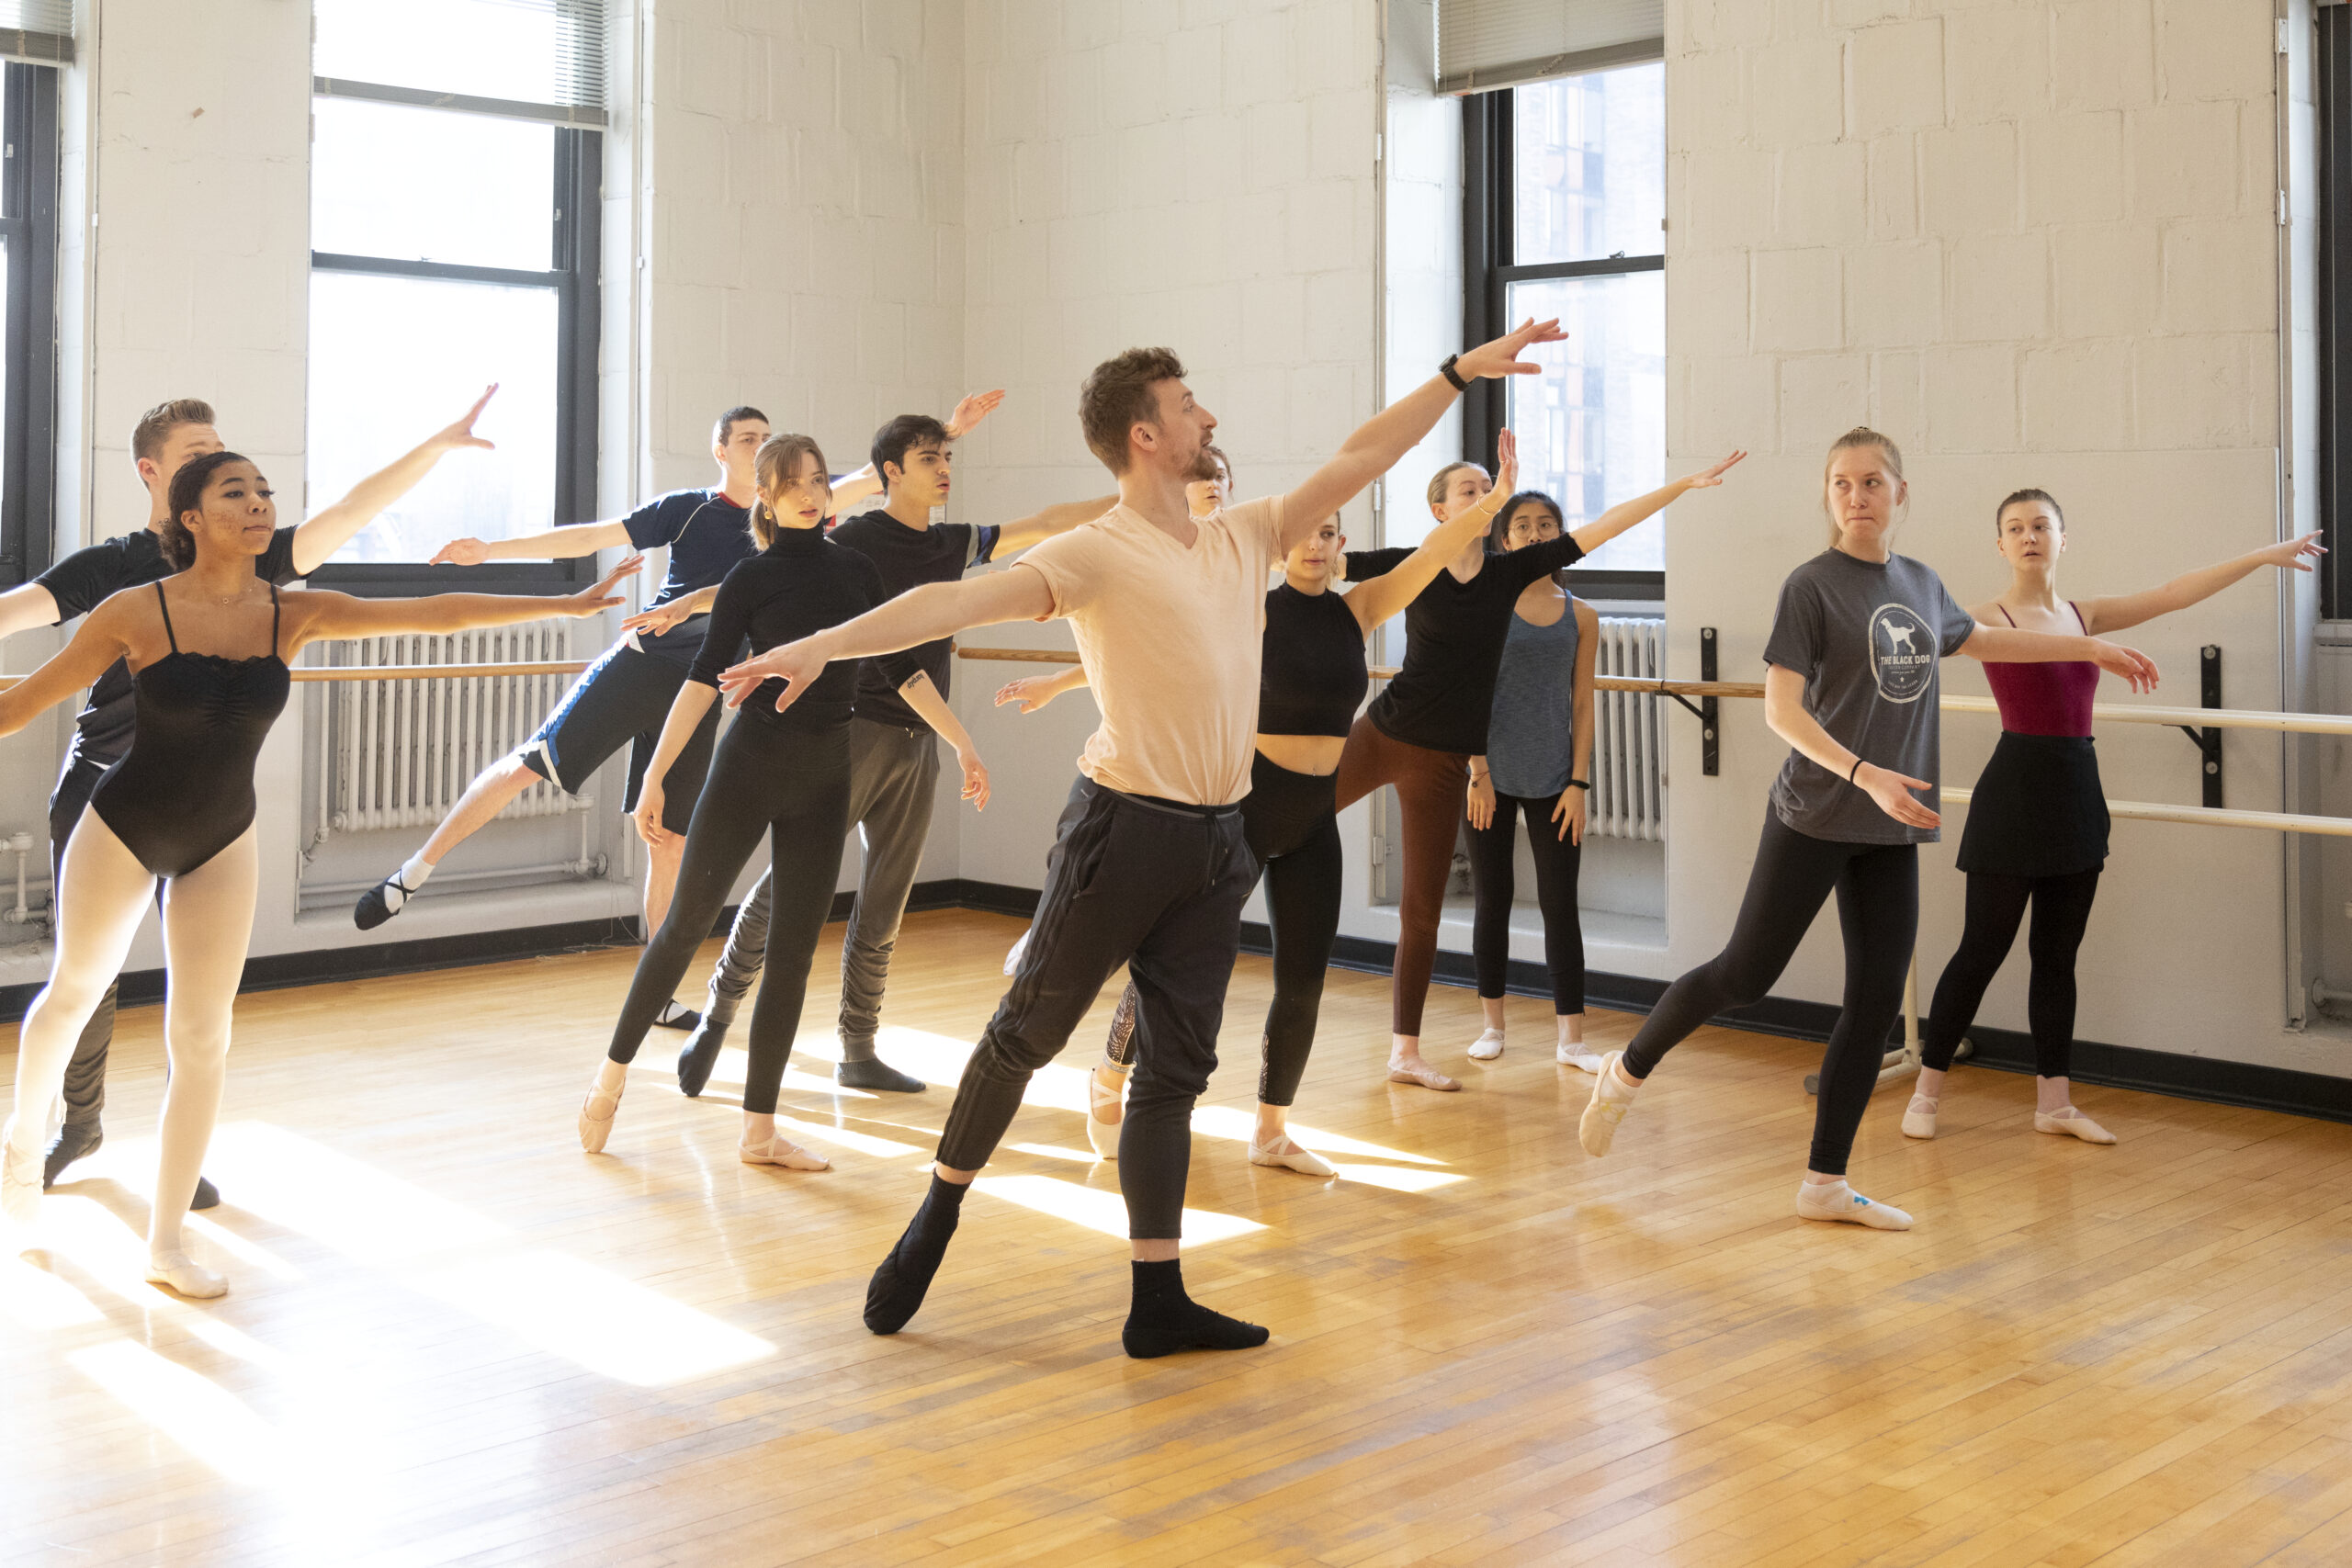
[1996,603,2017,628]
[269,582,282,657]
[2068,600,2087,635]
[153,581,179,652]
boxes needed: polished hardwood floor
[6,906,2352,1566]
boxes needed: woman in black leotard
[0,450,633,1295]
[1331,447,1747,1090]
[577,434,908,1170]
[995,438,1525,1173]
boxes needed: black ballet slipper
[865,1176,966,1335]
[676,1017,729,1099]
[41,1120,101,1189]
[1122,1260,1271,1359]
[652,1002,701,1032]
[835,1056,925,1094]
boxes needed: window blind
[313,0,605,127]
[0,0,73,64]
[1436,0,1663,96]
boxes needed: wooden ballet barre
[1944,786,2352,840]
[1940,693,2352,738]
[288,661,593,681]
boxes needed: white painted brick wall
[1666,1,2303,1068]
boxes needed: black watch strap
[1440,353,1468,392]
[1566,778,1591,791]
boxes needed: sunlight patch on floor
[411,1250,772,1387]
[973,1174,1266,1246]
[66,1339,288,1487]
[1186,1105,1449,1166]
[1330,1163,1466,1193]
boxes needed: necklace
[204,585,247,607]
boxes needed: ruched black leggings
[1622,810,1917,1177]
[606,717,852,1114]
[1921,868,2101,1078]
[1102,753,1340,1108]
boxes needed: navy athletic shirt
[623,488,759,663]
[35,525,302,774]
[826,511,1001,730]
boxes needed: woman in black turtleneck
[576,433,919,1170]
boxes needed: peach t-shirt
[1014,496,1288,807]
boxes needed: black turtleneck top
[685,527,916,731]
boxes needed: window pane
[307,272,558,564]
[314,0,583,107]
[1505,270,1665,575]
[312,99,552,272]
[1512,62,1665,267]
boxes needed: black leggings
[1920,868,2100,1078]
[1466,791,1584,1013]
[1623,811,1917,1177]
[606,717,852,1115]
[1103,753,1341,1108]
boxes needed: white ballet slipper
[1386,1056,1461,1092]
[1577,1051,1639,1156]
[1555,1044,1605,1071]
[1795,1179,1913,1231]
[578,1071,624,1154]
[1467,1028,1505,1061]
[1086,1068,1123,1160]
[1,1118,40,1232]
[144,1251,228,1298]
[1902,1093,1939,1140]
[1248,1134,1336,1178]
[739,1134,830,1171]
[2034,1107,2117,1145]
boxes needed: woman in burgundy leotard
[1906,489,2322,1145]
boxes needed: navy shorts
[520,641,718,836]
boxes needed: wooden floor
[6,908,2352,1567]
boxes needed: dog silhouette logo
[1870,604,1935,702]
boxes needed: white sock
[383,852,436,914]
[1796,1179,1913,1231]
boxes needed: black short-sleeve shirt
[825,511,1001,731]
[35,525,301,768]
[622,489,761,664]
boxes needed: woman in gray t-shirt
[1571,427,2160,1234]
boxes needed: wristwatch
[1440,353,1468,391]
[1566,778,1591,791]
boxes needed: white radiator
[311,623,594,841]
[1589,615,1666,842]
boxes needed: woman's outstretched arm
[2077,534,2324,636]
[1959,624,2159,691]
[1566,450,1747,558]
[1342,431,1521,634]
[283,558,641,650]
[0,595,138,738]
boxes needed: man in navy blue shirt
[355,397,1006,994]
[0,388,501,1199]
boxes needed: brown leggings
[1333,716,1469,1036]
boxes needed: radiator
[1589,615,1666,842]
[311,623,594,841]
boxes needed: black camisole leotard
[89,581,291,878]
[1256,581,1366,738]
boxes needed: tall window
[1464,60,1666,588]
[307,0,604,583]
[2321,5,2352,618]
[0,60,57,589]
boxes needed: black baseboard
[10,886,2347,1128]
[1237,922,2352,1129]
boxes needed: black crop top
[1345,532,1585,755]
[1256,581,1367,739]
[685,527,916,732]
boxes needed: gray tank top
[1486,593,1578,798]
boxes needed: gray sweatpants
[701,716,942,1059]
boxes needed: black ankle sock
[865,1175,967,1335]
[837,1056,925,1093]
[1122,1259,1270,1359]
[676,1016,730,1098]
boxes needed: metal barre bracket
[1655,627,1721,776]
[2166,646,2222,807]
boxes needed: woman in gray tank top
[1464,491,1604,1070]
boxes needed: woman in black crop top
[996,440,1525,1174]
[0,451,634,1295]
[1330,446,1747,1090]
[578,434,924,1171]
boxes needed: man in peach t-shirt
[722,321,1564,1358]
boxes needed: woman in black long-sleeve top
[577,434,917,1169]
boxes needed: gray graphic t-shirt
[1761,549,1976,844]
